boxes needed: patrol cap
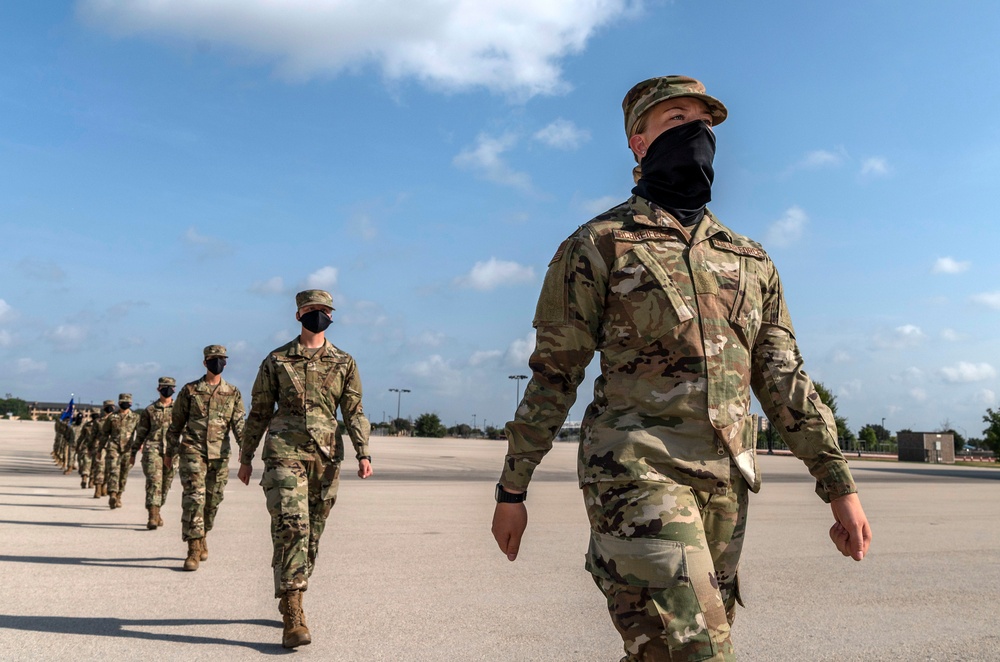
[118,393,132,403]
[102,399,115,407]
[157,376,176,388]
[203,344,228,358]
[295,289,334,312]
[622,75,728,139]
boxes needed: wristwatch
[495,482,527,503]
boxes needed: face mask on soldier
[119,402,131,410]
[158,386,175,399]
[206,357,226,375]
[633,119,716,213]
[300,309,332,334]
[104,405,115,414]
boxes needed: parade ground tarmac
[1,419,998,661]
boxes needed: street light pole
[508,375,528,410]
[389,388,410,424]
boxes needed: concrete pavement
[1,419,998,661]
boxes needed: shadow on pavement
[0,615,289,654]
[0,554,185,570]
[856,466,1000,482]
[0,502,107,511]
[0,519,147,532]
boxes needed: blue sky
[2,1,999,440]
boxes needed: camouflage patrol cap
[102,399,115,407]
[622,75,728,139]
[295,289,335,311]
[157,376,176,388]
[118,393,132,403]
[203,344,227,358]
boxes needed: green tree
[414,413,447,438]
[859,426,878,448]
[390,417,412,435]
[448,423,472,438]
[981,408,1000,460]
[0,396,30,419]
[484,425,504,440]
[813,381,855,446]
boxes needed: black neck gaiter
[632,120,716,223]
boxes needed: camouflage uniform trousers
[61,438,77,471]
[583,468,748,662]
[142,449,176,508]
[92,449,107,486]
[178,453,229,541]
[105,447,132,496]
[78,446,91,479]
[261,455,341,598]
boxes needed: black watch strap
[495,482,527,503]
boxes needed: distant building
[897,431,955,464]
[26,401,101,421]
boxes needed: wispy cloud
[872,324,925,350]
[0,330,13,348]
[940,361,996,383]
[941,328,962,342]
[533,119,590,150]
[971,291,1000,310]
[932,257,970,274]
[17,258,67,283]
[16,358,47,374]
[250,276,285,296]
[453,133,531,192]
[455,258,534,291]
[348,212,377,241]
[909,388,927,402]
[182,226,232,258]
[0,299,14,323]
[112,361,161,380]
[789,148,847,172]
[506,330,536,367]
[579,195,620,217]
[860,156,890,177]
[469,349,503,366]
[45,324,89,352]
[79,0,634,98]
[305,266,338,290]
[976,389,997,407]
[765,206,808,248]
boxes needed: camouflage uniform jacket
[131,400,173,458]
[84,416,106,453]
[240,338,371,465]
[166,377,245,459]
[101,409,139,454]
[500,196,856,502]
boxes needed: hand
[491,502,528,562]
[238,463,253,485]
[163,454,173,468]
[829,492,872,561]
[357,458,373,479]
[128,456,136,467]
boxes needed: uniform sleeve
[500,230,607,492]
[339,358,371,460]
[167,388,190,456]
[241,359,277,464]
[229,388,246,450]
[750,262,857,503]
[98,418,111,451]
[131,409,151,457]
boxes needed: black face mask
[104,405,115,414]
[300,310,332,334]
[119,402,131,410]
[206,357,226,375]
[158,386,175,399]
[632,120,716,218]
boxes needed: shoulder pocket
[533,239,573,326]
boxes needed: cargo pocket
[586,531,716,659]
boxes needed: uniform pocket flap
[259,474,298,489]
[585,531,687,588]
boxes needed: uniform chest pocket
[728,257,763,345]
[609,243,695,346]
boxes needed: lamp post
[389,388,410,424]
[472,413,477,432]
[508,375,528,410]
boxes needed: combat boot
[146,507,157,530]
[280,590,311,649]
[80,477,87,489]
[108,492,118,510]
[183,539,201,571]
[63,467,72,475]
[199,535,208,561]
[155,506,164,528]
[93,484,101,499]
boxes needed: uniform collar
[285,338,333,359]
[628,195,734,245]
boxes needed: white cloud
[837,379,862,398]
[909,388,927,402]
[793,148,846,170]
[976,389,997,407]
[579,195,620,217]
[181,226,232,258]
[860,157,890,177]
[893,367,924,383]
[403,354,466,396]
[506,330,536,367]
[272,329,294,343]
[112,361,161,380]
[46,324,88,351]
[830,350,853,364]
[533,119,590,150]
[455,258,535,290]
[413,331,446,347]
[305,266,338,290]
[765,206,808,248]
[79,0,633,98]
[453,133,531,191]
[932,257,970,274]
[0,330,12,347]
[940,361,996,383]
[873,324,925,350]
[250,276,285,295]
[348,213,377,241]
[17,258,67,283]
[0,299,14,323]
[469,349,503,366]
[941,328,961,342]
[971,291,1000,310]
[16,358,47,374]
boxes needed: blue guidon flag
[59,397,75,422]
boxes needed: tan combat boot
[93,484,101,499]
[183,539,201,571]
[108,492,118,510]
[199,536,208,561]
[101,484,108,497]
[80,477,88,489]
[155,506,164,528]
[146,507,157,530]
[281,590,311,649]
